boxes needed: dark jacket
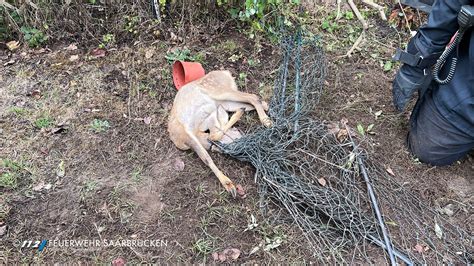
[414,0,473,135]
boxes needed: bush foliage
[0,0,304,45]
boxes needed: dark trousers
[407,91,474,166]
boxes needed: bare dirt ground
[1,3,472,264]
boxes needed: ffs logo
[21,240,48,252]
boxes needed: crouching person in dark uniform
[393,0,474,166]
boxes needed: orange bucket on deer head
[172,61,206,90]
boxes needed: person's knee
[408,130,471,166]
[408,136,445,166]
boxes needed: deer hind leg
[185,127,237,197]
[212,91,272,127]
[209,104,245,141]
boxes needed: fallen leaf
[249,246,260,255]
[385,221,398,226]
[143,117,152,125]
[357,123,365,136]
[66,44,78,50]
[367,124,374,132]
[326,122,340,135]
[236,184,246,198]
[317,177,327,187]
[170,31,178,42]
[69,54,79,62]
[3,59,15,66]
[32,48,46,55]
[383,60,393,72]
[414,244,424,254]
[33,182,45,191]
[6,40,20,51]
[434,223,443,239]
[440,204,454,216]
[337,128,348,142]
[29,89,42,99]
[40,147,49,155]
[340,117,348,125]
[91,48,106,58]
[56,160,65,177]
[112,257,126,266]
[0,224,6,236]
[173,158,185,171]
[386,167,395,176]
[374,110,383,119]
[223,248,241,261]
[145,49,154,59]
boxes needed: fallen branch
[336,0,342,20]
[346,0,368,57]
[362,0,387,21]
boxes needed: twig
[398,0,412,33]
[336,0,342,20]
[361,0,387,21]
[348,0,368,30]
[345,31,365,57]
[0,0,16,10]
[346,0,368,57]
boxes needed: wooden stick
[346,31,365,57]
[362,0,387,21]
[336,0,342,20]
[346,0,368,57]
[348,0,368,30]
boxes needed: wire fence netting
[216,30,473,264]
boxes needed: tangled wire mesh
[216,29,473,264]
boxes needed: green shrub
[20,26,47,47]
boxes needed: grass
[0,172,18,189]
[218,40,238,54]
[165,48,205,63]
[80,180,99,201]
[131,167,142,184]
[34,116,53,129]
[90,119,110,133]
[0,159,29,189]
[9,107,28,116]
[0,203,11,221]
[192,238,214,256]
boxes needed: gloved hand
[392,33,439,112]
[392,64,432,112]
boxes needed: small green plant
[84,180,98,192]
[1,158,30,190]
[90,119,110,133]
[20,26,47,47]
[131,167,142,183]
[0,172,17,189]
[192,238,214,256]
[165,49,203,63]
[2,159,24,172]
[98,33,115,49]
[0,203,11,221]
[80,180,99,201]
[218,40,238,53]
[344,11,354,20]
[124,15,139,34]
[34,116,53,129]
[9,107,27,116]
